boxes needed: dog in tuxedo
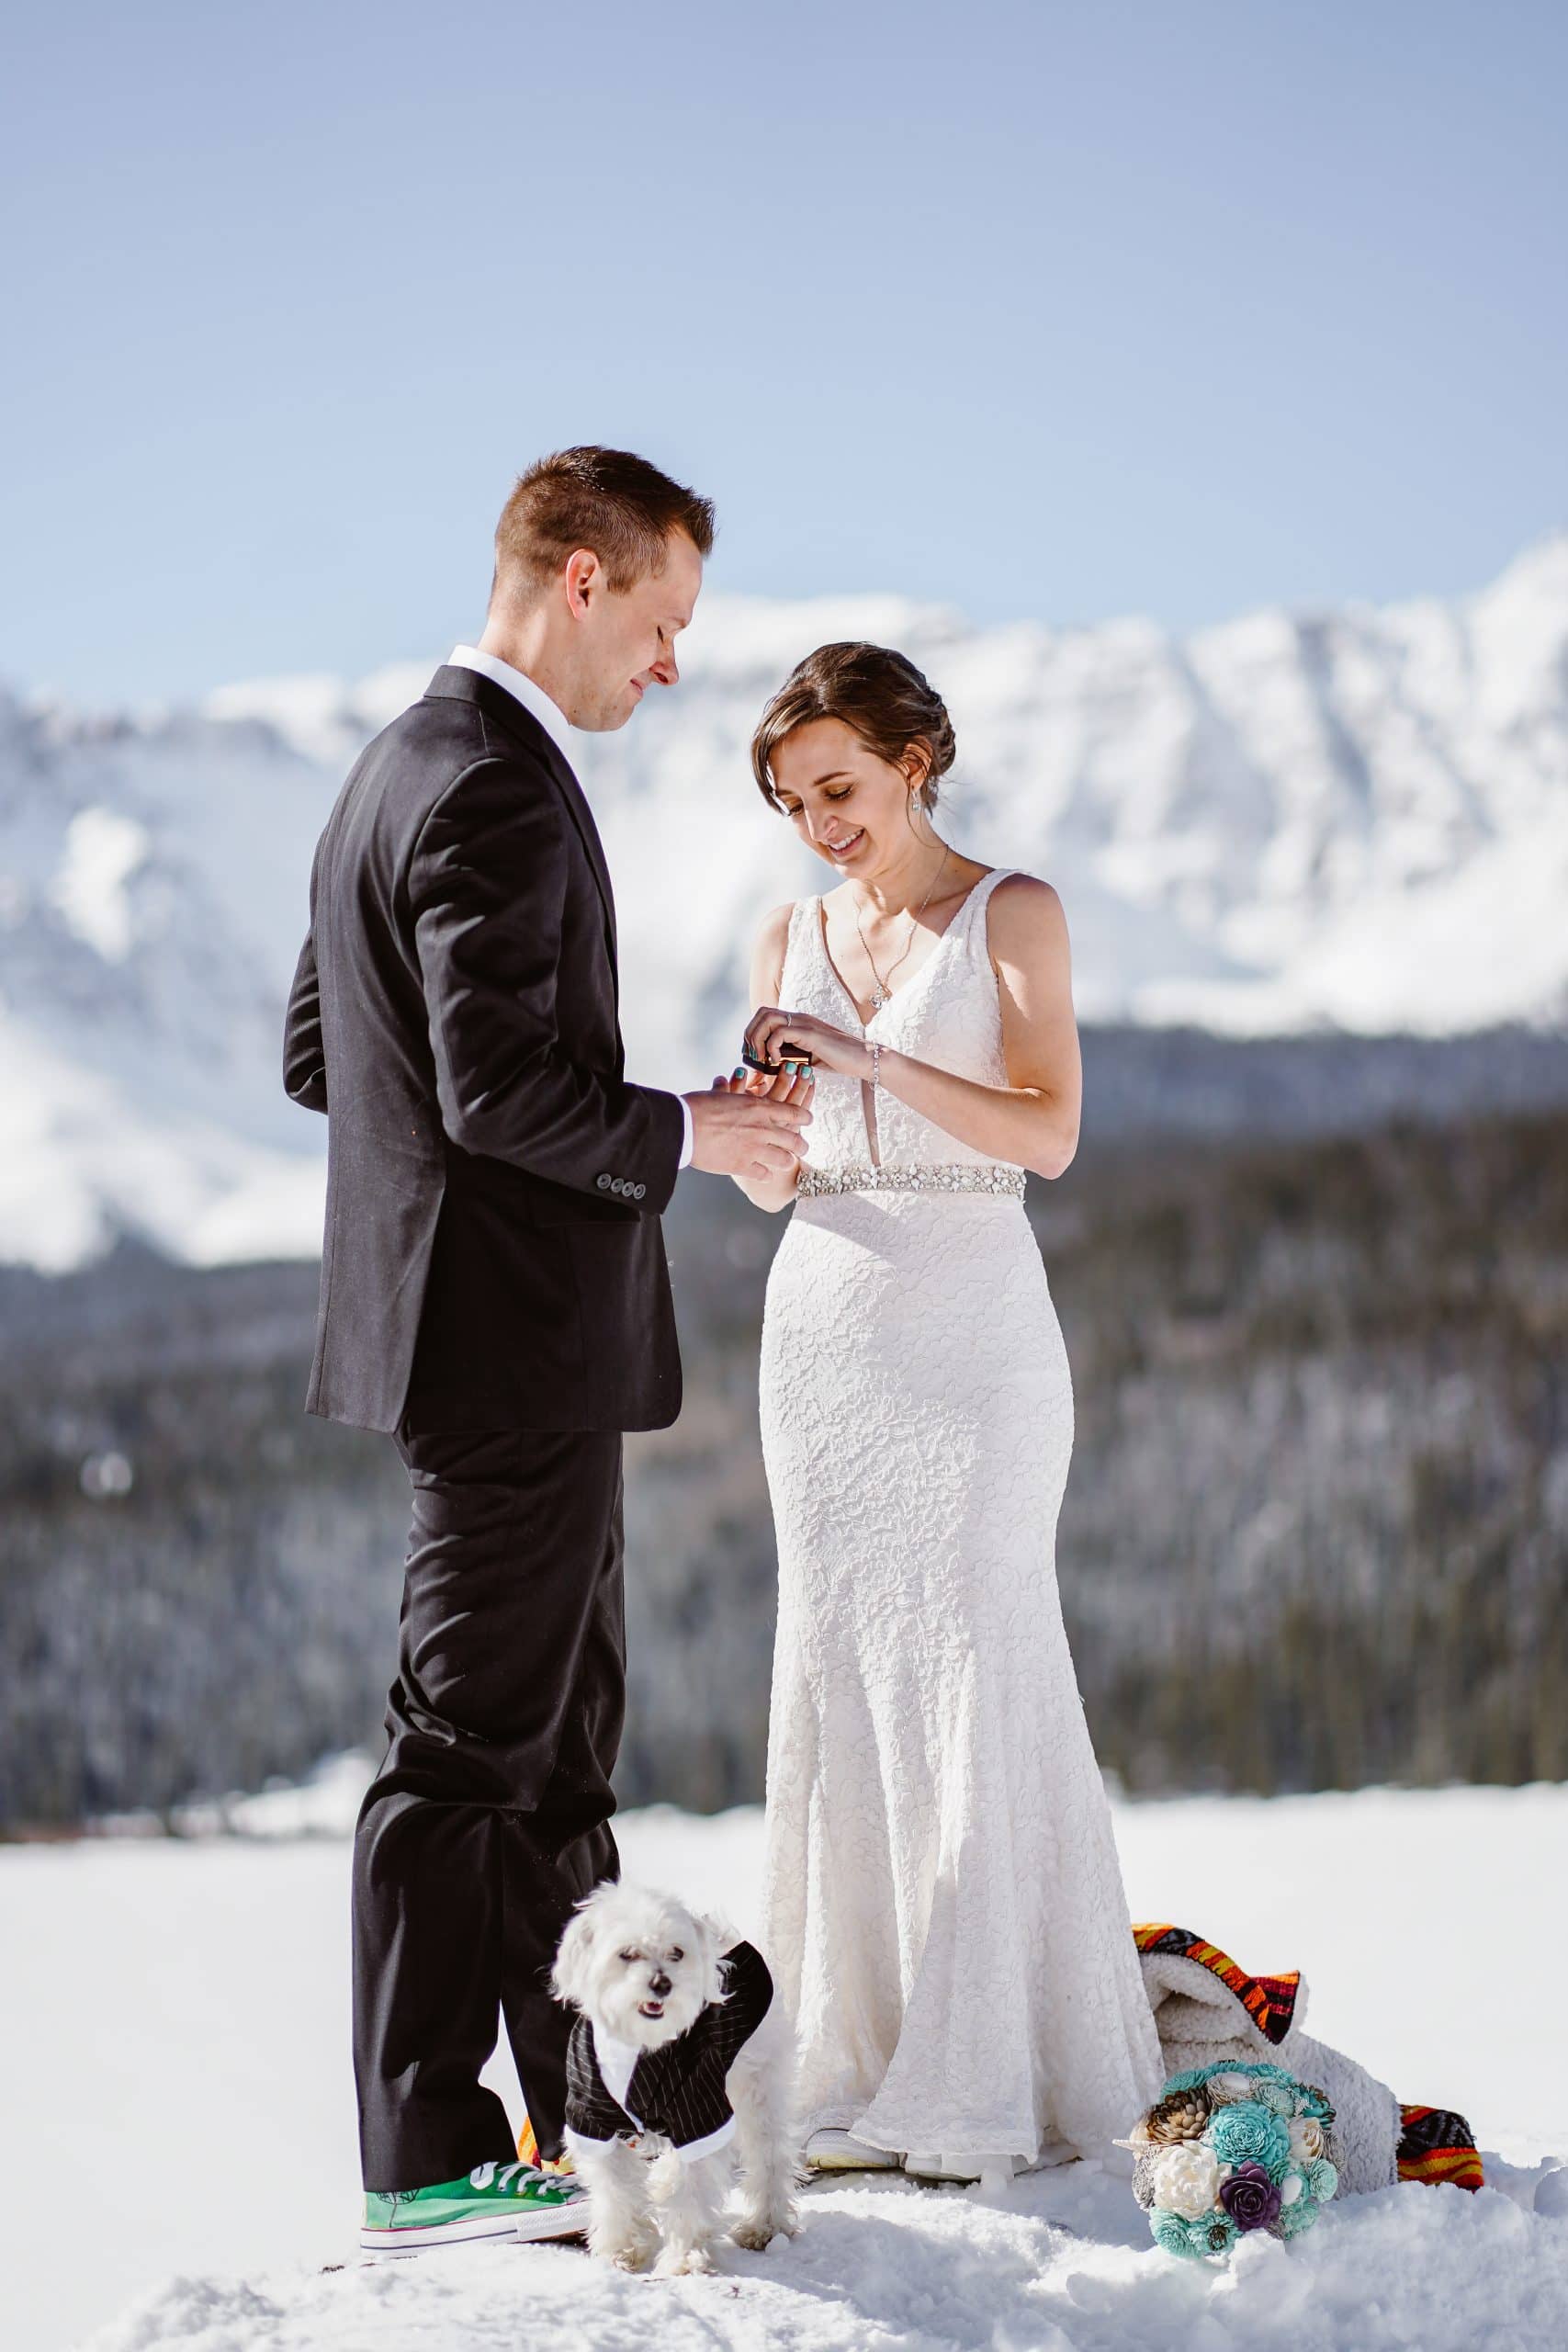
[552,1883,798,2274]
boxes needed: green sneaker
[361,2158,589,2252]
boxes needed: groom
[283,447,809,2248]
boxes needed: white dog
[551,1883,799,2276]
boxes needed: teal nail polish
[732,1066,746,1080]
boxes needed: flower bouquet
[1122,2062,1341,2256]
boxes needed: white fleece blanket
[1137,1943,1400,2193]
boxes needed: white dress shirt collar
[446,644,576,762]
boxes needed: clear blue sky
[4,0,1564,704]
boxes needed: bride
[719,640,1163,2182]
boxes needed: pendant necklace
[855,846,950,1011]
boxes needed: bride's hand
[713,1060,815,1104]
[742,1005,867,1080]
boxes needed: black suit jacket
[282,664,685,1433]
[563,1942,774,2163]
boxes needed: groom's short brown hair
[492,447,715,605]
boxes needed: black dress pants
[351,1421,626,2192]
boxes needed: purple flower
[1218,2161,1283,2232]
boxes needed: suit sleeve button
[610,1176,625,1194]
[596,1173,612,1192]
[633,1182,647,1200]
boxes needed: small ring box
[741,1041,815,1073]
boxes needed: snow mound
[9,1782,1565,2350]
[80,2159,1568,2352]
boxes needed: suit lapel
[531,732,619,973]
[424,666,618,972]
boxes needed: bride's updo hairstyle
[750,642,957,817]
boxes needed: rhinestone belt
[796,1161,1027,1201]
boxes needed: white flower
[1288,2115,1325,2164]
[1280,2168,1304,2206]
[1148,2140,1223,2221]
[1205,2071,1255,2108]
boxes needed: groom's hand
[683,1065,813,1182]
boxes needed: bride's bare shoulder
[986,870,1067,954]
[750,899,798,993]
[989,868,1060,909]
[754,899,798,956]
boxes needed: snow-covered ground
[6,1773,1565,2352]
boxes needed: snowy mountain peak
[1476,524,1568,604]
[3,535,1567,1270]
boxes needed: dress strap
[780,895,824,1001]
[959,866,1016,961]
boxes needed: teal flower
[1150,2208,1195,2256]
[1208,2099,1292,2179]
[1305,2155,1338,2203]
[1150,2207,1237,2258]
[1278,2192,1320,2238]
[1186,2211,1239,2256]
[1159,2067,1217,2096]
[1278,2164,1309,2213]
[1254,2077,1295,2118]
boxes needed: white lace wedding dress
[757,866,1164,2165]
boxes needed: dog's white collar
[564,2115,737,2167]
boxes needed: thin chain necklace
[853,845,951,1011]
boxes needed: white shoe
[803,2128,903,2172]
[904,2151,1016,2188]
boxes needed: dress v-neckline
[814,869,997,1035]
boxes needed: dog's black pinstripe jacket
[563,1941,774,2164]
